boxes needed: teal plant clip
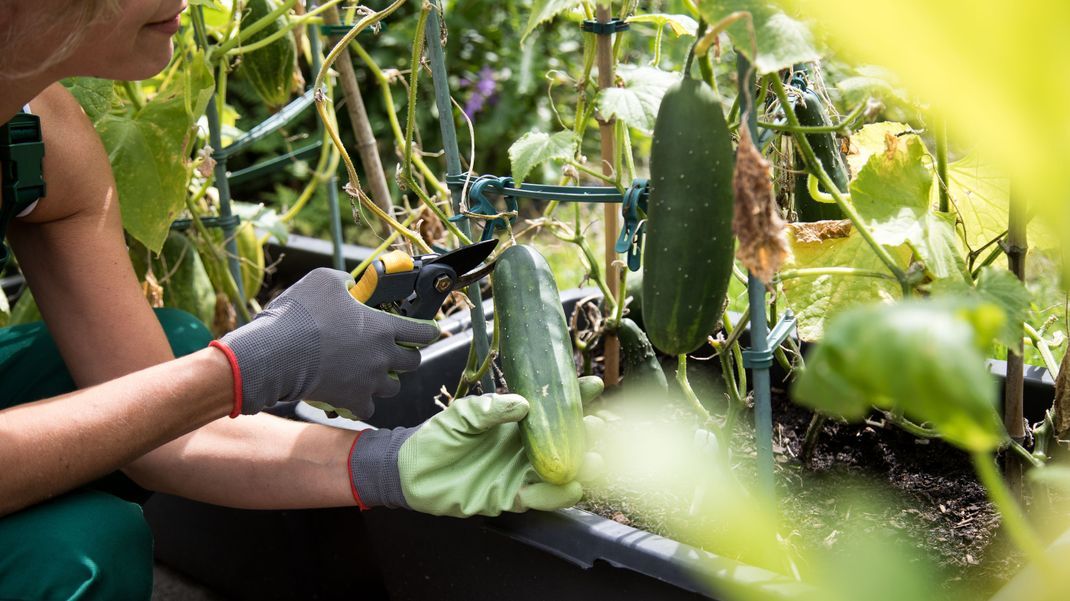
[613,178,649,272]
[449,175,519,242]
[581,19,630,35]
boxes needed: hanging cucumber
[493,245,585,485]
[239,0,298,109]
[642,77,735,356]
[792,84,849,222]
[615,317,668,393]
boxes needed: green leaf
[914,212,969,282]
[0,284,9,328]
[699,1,818,75]
[508,130,578,186]
[98,53,214,253]
[794,299,1006,452]
[931,266,1031,350]
[850,134,932,247]
[61,77,115,123]
[598,66,678,134]
[233,201,287,245]
[522,0,584,42]
[942,155,1059,252]
[781,225,911,341]
[627,13,699,37]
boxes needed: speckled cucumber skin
[642,77,735,355]
[493,245,585,485]
[616,317,668,392]
[793,87,848,222]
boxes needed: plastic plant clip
[0,112,46,268]
[580,18,630,35]
[613,178,649,272]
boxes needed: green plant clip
[0,113,46,268]
[613,178,648,272]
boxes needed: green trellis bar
[425,0,495,394]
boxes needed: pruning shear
[349,239,499,319]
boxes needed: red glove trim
[209,340,243,418]
[347,431,370,510]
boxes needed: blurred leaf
[508,130,578,185]
[794,299,1006,452]
[522,0,584,42]
[700,1,818,74]
[627,13,699,37]
[99,53,214,252]
[61,77,115,123]
[781,0,1070,263]
[233,201,287,244]
[913,211,969,282]
[931,266,1031,349]
[0,286,9,328]
[598,66,678,134]
[782,224,911,341]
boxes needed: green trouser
[0,309,213,600]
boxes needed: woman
[0,2,582,598]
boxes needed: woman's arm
[4,83,356,513]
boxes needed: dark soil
[576,360,1034,599]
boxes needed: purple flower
[463,65,498,118]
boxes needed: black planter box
[146,236,1058,600]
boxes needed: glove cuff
[348,427,416,510]
[208,341,243,418]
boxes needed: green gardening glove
[348,394,583,517]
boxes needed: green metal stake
[424,1,494,394]
[738,53,775,500]
[309,0,345,270]
[193,6,248,324]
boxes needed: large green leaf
[913,211,969,282]
[781,225,911,341]
[597,66,678,134]
[780,0,1070,254]
[522,0,584,42]
[61,77,115,123]
[508,130,578,186]
[793,299,1006,452]
[700,1,818,74]
[942,155,1058,252]
[845,122,916,179]
[850,134,932,247]
[98,54,214,253]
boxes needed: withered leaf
[732,126,791,284]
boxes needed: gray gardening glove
[212,268,440,417]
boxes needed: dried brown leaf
[732,126,791,284]
[142,270,164,308]
[786,219,853,244]
[212,292,237,337]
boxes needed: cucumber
[792,86,849,222]
[493,245,585,485]
[235,222,266,298]
[239,0,297,109]
[642,77,735,356]
[615,317,668,393]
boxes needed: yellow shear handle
[349,250,415,303]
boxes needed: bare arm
[4,84,356,513]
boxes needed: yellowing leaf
[850,134,932,247]
[781,226,910,341]
[627,13,699,37]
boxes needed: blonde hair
[0,0,121,77]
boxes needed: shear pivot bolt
[434,274,453,293]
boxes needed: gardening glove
[348,393,584,517]
[211,268,440,417]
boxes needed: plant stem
[1024,323,1061,376]
[936,120,951,213]
[213,0,300,58]
[349,212,422,278]
[677,354,717,430]
[757,100,867,134]
[768,74,910,293]
[971,451,1051,573]
[776,267,897,282]
[226,0,344,56]
[595,3,621,386]
[801,413,825,466]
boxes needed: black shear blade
[427,239,498,276]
